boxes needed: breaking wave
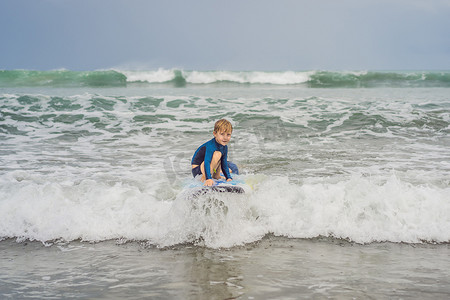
[1,69,450,87]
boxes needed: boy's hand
[204,179,214,186]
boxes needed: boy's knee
[212,151,222,161]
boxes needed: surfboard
[183,178,251,217]
[184,179,247,200]
[190,184,245,198]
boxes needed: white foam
[1,172,448,248]
[121,68,177,83]
[251,175,450,244]
[120,69,313,85]
[0,171,172,243]
[186,70,313,85]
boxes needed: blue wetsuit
[191,138,232,180]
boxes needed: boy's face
[213,130,232,146]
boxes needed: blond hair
[214,119,233,133]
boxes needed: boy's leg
[212,162,222,180]
[200,151,222,181]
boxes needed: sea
[1,69,449,299]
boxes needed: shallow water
[1,237,449,299]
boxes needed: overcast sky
[1,0,449,71]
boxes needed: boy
[191,119,233,186]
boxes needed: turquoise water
[2,69,450,87]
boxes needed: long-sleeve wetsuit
[191,138,232,180]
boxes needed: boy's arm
[204,147,213,180]
[221,148,232,180]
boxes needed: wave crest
[2,69,450,87]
